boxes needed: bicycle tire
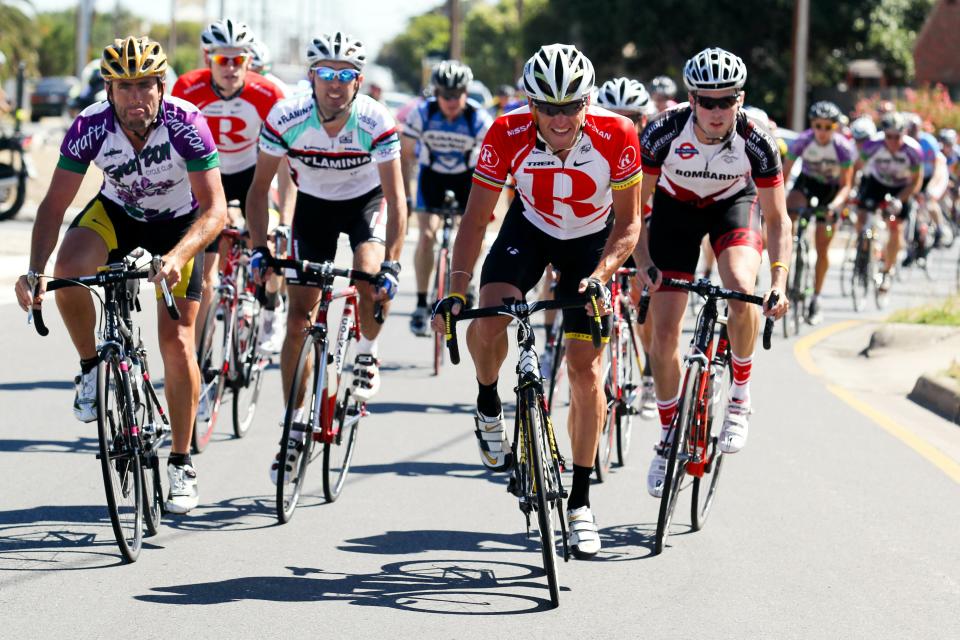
[691,360,729,531]
[524,387,561,607]
[97,357,144,562]
[141,451,163,537]
[851,237,869,312]
[654,360,699,555]
[433,246,449,376]
[193,297,228,453]
[276,334,320,523]
[323,316,360,502]
[232,290,263,438]
[616,316,640,466]
[546,332,566,413]
[791,241,807,335]
[839,232,856,298]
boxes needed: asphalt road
[1,224,958,637]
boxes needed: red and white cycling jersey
[172,69,284,175]
[640,103,783,207]
[473,104,641,240]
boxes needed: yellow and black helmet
[101,36,168,81]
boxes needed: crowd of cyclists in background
[13,15,960,563]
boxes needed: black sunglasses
[696,94,739,111]
[437,89,466,100]
[533,99,587,117]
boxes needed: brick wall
[914,0,960,85]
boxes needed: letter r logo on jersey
[523,167,600,218]
[207,115,250,148]
[479,144,500,169]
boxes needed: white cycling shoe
[270,408,305,486]
[351,354,381,401]
[165,463,199,514]
[719,397,751,454]
[474,411,513,472]
[647,448,668,498]
[567,506,601,559]
[73,369,98,423]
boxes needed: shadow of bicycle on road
[136,559,561,614]
[162,494,319,532]
[338,528,535,556]
[348,461,509,487]
[0,436,100,455]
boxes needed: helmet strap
[211,78,244,101]
[692,110,735,145]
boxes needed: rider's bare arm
[632,173,659,285]
[246,151,285,248]
[376,158,409,262]
[400,136,418,201]
[589,183,641,283]
[450,184,501,296]
[276,161,297,227]
[29,167,86,273]
[758,183,792,292]
[829,164,855,211]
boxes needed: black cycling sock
[476,379,501,418]
[416,292,428,308]
[643,351,652,376]
[80,356,99,374]
[168,453,192,467]
[568,464,592,511]
[257,285,280,311]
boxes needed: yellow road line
[795,320,960,485]
[828,384,960,484]
[792,319,863,376]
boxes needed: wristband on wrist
[449,293,467,304]
[771,261,789,273]
[451,270,473,280]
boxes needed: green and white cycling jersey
[259,93,400,200]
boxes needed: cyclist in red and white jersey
[173,19,290,361]
[432,44,642,559]
[633,47,790,498]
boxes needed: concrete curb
[909,374,960,425]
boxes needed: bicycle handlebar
[443,296,597,366]
[268,257,384,323]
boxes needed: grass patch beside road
[887,295,960,326]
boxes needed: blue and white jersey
[403,97,493,174]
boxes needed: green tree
[376,10,451,91]
[0,1,39,78]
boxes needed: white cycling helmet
[939,128,958,145]
[683,47,747,92]
[650,75,677,97]
[201,18,256,52]
[850,116,877,141]
[306,32,367,69]
[249,41,271,73]
[597,77,654,115]
[522,43,595,104]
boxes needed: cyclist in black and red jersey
[633,47,790,498]
[432,44,642,559]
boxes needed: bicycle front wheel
[654,360,699,555]
[691,360,729,531]
[432,246,449,376]
[524,388,561,608]
[546,332,567,413]
[232,292,264,438]
[193,297,228,452]
[276,334,319,523]
[616,317,641,466]
[97,358,144,562]
[323,319,360,502]
[141,452,163,537]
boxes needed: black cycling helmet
[808,100,840,123]
[431,60,473,91]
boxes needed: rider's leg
[195,247,219,350]
[565,337,605,469]
[353,240,386,343]
[413,212,441,307]
[156,298,201,456]
[648,291,687,435]
[53,228,109,361]
[280,284,321,410]
[467,282,520,388]
[813,219,833,294]
[884,217,903,274]
[717,245,761,382]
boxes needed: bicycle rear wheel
[616,316,640,466]
[654,360,699,555]
[193,297,228,452]
[839,232,856,298]
[276,334,320,523]
[97,358,144,562]
[524,388,561,608]
[323,320,360,502]
[851,239,870,312]
[141,451,163,537]
[546,332,567,413]
[432,246,449,376]
[232,290,263,438]
[691,360,729,531]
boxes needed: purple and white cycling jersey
[859,134,923,188]
[58,96,219,221]
[786,129,856,185]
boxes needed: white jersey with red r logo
[472,104,642,240]
[172,68,285,175]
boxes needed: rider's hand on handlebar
[250,245,273,285]
[430,293,465,333]
[763,288,789,319]
[639,264,661,291]
[15,271,44,313]
[149,255,183,291]
[579,277,612,316]
[271,225,291,258]
[374,260,401,302]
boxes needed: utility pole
[76,0,94,77]
[789,0,810,131]
[449,0,462,60]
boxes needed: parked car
[30,76,78,121]
[69,60,177,117]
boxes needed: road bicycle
[31,255,178,562]
[638,271,775,555]
[427,190,460,376]
[269,257,380,522]
[594,267,643,480]
[441,285,604,608]
[783,197,820,338]
[841,195,897,311]
[194,226,267,452]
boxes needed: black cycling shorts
[205,164,257,253]
[70,195,204,301]
[648,185,762,291]
[858,175,912,220]
[792,173,839,222]
[417,167,473,212]
[480,199,610,344]
[290,186,387,266]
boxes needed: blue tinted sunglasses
[312,66,360,82]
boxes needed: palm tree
[0,1,38,78]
